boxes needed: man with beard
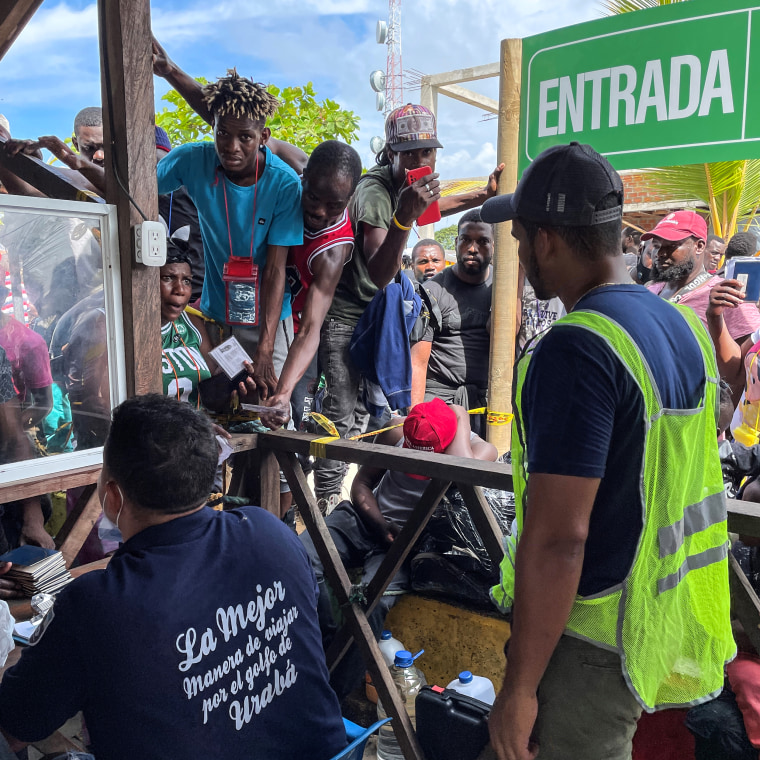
[410,209,492,434]
[646,211,760,342]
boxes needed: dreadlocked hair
[202,69,280,123]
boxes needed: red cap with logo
[403,398,457,455]
[641,210,707,243]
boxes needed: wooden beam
[0,463,101,502]
[728,498,760,539]
[425,63,500,88]
[457,483,505,569]
[97,0,161,396]
[0,138,104,203]
[325,478,451,671]
[258,430,513,490]
[57,485,103,568]
[259,450,281,516]
[276,450,426,760]
[487,38,523,455]
[437,84,499,114]
[0,0,42,61]
[729,552,760,656]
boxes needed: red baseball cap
[641,210,707,243]
[403,398,457,454]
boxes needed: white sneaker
[316,493,342,516]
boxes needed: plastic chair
[330,716,392,760]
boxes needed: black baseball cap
[481,142,623,226]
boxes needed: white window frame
[0,195,126,485]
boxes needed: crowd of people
[0,36,759,760]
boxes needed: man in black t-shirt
[410,208,493,435]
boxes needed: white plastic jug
[377,629,404,668]
[446,671,496,706]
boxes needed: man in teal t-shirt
[157,71,303,396]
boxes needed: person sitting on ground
[156,69,303,399]
[411,209,494,435]
[0,394,347,760]
[260,140,362,431]
[646,211,760,343]
[411,238,446,284]
[300,399,497,695]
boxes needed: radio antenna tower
[385,0,403,114]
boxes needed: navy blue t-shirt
[522,285,707,596]
[0,507,346,760]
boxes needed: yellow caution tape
[487,411,514,426]
[349,422,404,441]
[310,435,339,459]
[310,412,340,438]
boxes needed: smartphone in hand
[406,166,441,226]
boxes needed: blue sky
[1,0,601,224]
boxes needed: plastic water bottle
[378,630,404,667]
[377,650,427,760]
[446,670,496,705]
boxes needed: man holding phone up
[313,104,505,511]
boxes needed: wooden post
[418,76,438,240]
[486,38,522,455]
[97,0,161,396]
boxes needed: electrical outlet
[134,221,167,266]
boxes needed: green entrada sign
[519,0,760,173]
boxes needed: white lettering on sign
[536,49,735,136]
[538,78,559,137]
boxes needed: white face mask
[98,485,125,542]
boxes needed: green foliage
[265,82,360,154]
[649,161,760,239]
[156,77,214,146]
[599,0,684,12]
[435,224,458,251]
[155,78,360,154]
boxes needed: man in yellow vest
[481,142,735,760]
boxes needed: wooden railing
[240,431,760,759]
[238,429,511,760]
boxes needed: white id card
[208,336,253,380]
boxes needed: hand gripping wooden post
[486,38,522,456]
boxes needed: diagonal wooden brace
[275,450,426,760]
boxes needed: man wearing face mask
[0,395,347,760]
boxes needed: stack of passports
[0,546,72,595]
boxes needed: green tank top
[161,311,211,408]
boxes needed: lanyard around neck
[220,148,260,277]
[668,271,712,303]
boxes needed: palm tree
[601,0,760,239]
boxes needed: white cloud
[1,0,601,166]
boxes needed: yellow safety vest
[491,306,735,711]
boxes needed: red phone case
[406,167,442,226]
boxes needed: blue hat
[155,126,171,153]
